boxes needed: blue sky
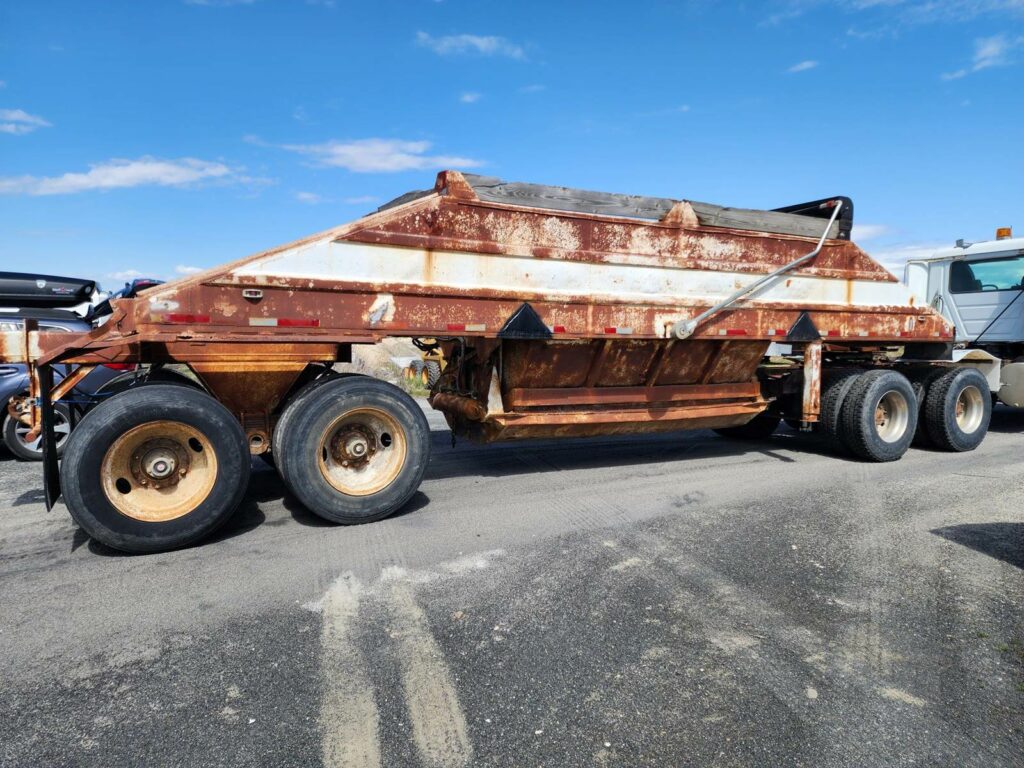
[1,0,1022,289]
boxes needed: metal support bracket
[672,200,845,339]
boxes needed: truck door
[948,253,1024,342]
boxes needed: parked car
[0,308,131,460]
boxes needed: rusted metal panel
[505,381,761,408]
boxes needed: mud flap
[39,365,62,510]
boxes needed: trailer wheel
[923,367,991,452]
[713,414,780,440]
[819,369,861,441]
[909,369,946,447]
[271,371,354,485]
[60,385,250,553]
[3,402,72,461]
[279,376,430,524]
[839,370,917,462]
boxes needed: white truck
[905,227,1024,409]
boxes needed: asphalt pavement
[1,405,1022,767]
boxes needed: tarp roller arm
[671,199,845,340]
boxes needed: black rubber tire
[272,371,344,486]
[90,368,201,409]
[2,402,72,461]
[923,367,992,452]
[909,368,947,447]
[60,385,251,553]
[819,369,862,441]
[425,360,442,388]
[279,376,430,525]
[713,415,780,440]
[838,369,917,462]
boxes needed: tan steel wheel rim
[101,421,218,522]
[955,384,985,434]
[874,390,910,443]
[317,407,407,496]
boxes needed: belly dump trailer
[0,171,995,553]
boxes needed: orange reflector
[996,226,1012,240]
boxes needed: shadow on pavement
[987,406,1024,434]
[931,522,1024,569]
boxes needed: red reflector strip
[165,313,210,324]
[726,329,747,336]
[249,317,321,327]
[766,328,788,336]
[899,331,914,337]
[826,330,841,337]
[446,323,485,333]
[549,325,566,334]
[604,326,633,335]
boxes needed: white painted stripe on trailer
[249,318,277,327]
[233,240,917,310]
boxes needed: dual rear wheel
[61,377,430,553]
[717,366,991,463]
[821,366,990,460]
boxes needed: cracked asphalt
[1,405,1022,767]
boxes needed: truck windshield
[949,254,1024,293]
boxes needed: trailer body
[1,171,988,553]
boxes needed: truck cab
[905,229,1024,407]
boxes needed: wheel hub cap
[330,424,377,468]
[131,438,190,489]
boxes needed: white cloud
[869,242,945,274]
[0,108,52,135]
[942,34,1023,79]
[0,156,238,195]
[108,269,144,282]
[459,91,481,103]
[787,60,819,73]
[416,31,525,59]
[295,191,322,204]
[175,265,204,275]
[851,223,890,241]
[281,138,483,173]
[770,0,1024,26]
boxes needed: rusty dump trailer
[1,171,995,553]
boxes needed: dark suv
[0,308,130,460]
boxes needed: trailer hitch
[672,199,845,340]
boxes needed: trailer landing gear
[60,385,251,553]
